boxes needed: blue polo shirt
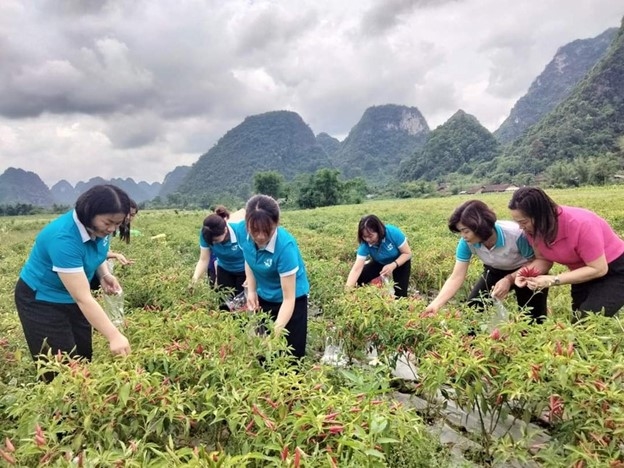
[20,210,110,303]
[456,221,534,270]
[238,225,310,302]
[199,220,245,273]
[356,224,407,265]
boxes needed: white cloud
[0,0,621,185]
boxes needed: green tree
[297,169,344,209]
[253,171,285,199]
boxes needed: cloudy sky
[0,0,621,187]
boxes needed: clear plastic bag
[103,290,124,328]
[371,275,395,296]
[488,298,509,331]
[226,289,247,312]
[321,336,347,367]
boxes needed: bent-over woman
[345,214,412,298]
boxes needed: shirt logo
[386,243,394,251]
[264,259,272,268]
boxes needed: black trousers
[258,295,308,359]
[215,266,246,296]
[467,265,548,323]
[572,252,624,318]
[357,259,411,298]
[14,278,93,380]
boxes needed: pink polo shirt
[528,206,624,270]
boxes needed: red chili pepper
[518,266,540,278]
[0,449,15,465]
[294,447,302,468]
[490,328,501,341]
[280,445,289,461]
[327,425,344,434]
[4,438,15,453]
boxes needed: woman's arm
[380,241,413,277]
[244,262,259,310]
[191,248,211,283]
[229,208,246,222]
[526,254,608,290]
[425,261,469,313]
[275,273,296,332]
[107,251,133,266]
[58,272,130,356]
[345,257,367,289]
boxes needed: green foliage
[2,187,624,466]
[500,21,624,174]
[297,169,344,209]
[253,171,285,199]
[495,28,618,145]
[177,111,331,201]
[331,104,429,183]
[399,110,501,182]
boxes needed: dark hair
[201,206,230,245]
[75,185,131,230]
[448,200,496,241]
[245,195,279,237]
[508,187,559,245]
[118,199,138,244]
[357,215,386,244]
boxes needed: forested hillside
[494,28,617,144]
[177,111,332,200]
[496,19,624,179]
[399,110,500,182]
[330,104,429,183]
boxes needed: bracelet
[394,260,399,268]
[102,273,114,280]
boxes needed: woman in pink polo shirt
[508,187,624,319]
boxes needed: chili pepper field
[1,186,623,467]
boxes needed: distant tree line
[0,203,70,216]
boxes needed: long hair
[75,185,131,230]
[448,200,496,241]
[118,199,138,244]
[508,187,559,245]
[357,215,386,244]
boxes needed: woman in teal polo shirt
[345,214,413,298]
[191,206,246,301]
[14,184,132,380]
[238,195,310,359]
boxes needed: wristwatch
[551,276,561,286]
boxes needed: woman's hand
[246,289,259,311]
[525,275,554,290]
[113,253,134,265]
[491,276,512,300]
[380,263,395,277]
[109,332,131,356]
[101,274,122,295]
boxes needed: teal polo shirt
[199,220,245,272]
[20,210,110,303]
[239,225,310,302]
[356,224,407,265]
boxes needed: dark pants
[572,252,624,319]
[216,266,246,296]
[258,295,308,359]
[467,266,548,323]
[357,259,411,298]
[14,278,93,381]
